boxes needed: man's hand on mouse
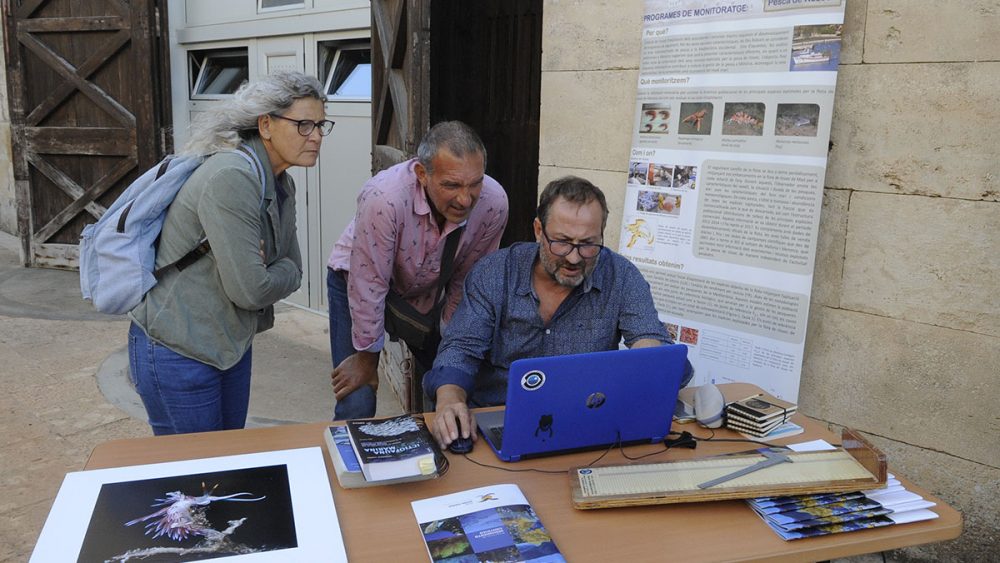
[432,384,477,448]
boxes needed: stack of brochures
[747,473,939,540]
[726,394,799,438]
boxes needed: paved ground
[0,232,401,562]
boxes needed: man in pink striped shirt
[326,121,508,420]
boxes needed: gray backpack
[79,145,264,314]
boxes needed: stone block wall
[539,1,998,560]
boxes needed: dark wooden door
[2,0,171,268]
[371,0,430,174]
[371,0,542,244]
[430,0,542,246]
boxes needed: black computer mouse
[448,436,474,454]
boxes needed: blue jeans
[328,268,376,420]
[128,322,253,435]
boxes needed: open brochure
[411,484,565,562]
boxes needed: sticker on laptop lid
[521,370,545,391]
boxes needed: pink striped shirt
[327,159,508,352]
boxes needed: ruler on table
[571,430,887,509]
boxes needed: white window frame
[320,41,371,102]
[189,48,250,100]
[258,0,306,14]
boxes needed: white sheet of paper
[787,439,836,452]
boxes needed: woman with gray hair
[128,71,332,435]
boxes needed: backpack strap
[153,144,267,279]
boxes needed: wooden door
[371,0,430,174]
[430,0,543,246]
[2,0,171,268]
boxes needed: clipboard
[571,428,887,509]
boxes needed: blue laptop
[475,344,688,462]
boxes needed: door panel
[3,0,170,267]
[430,0,542,246]
[317,100,371,310]
[371,0,429,172]
[257,35,310,307]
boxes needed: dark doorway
[429,0,542,246]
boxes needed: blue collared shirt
[424,242,687,407]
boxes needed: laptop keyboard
[487,425,504,450]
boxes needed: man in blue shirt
[423,176,692,448]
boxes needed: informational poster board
[618,0,846,400]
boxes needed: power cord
[452,429,709,473]
[454,434,623,475]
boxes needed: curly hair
[180,71,324,157]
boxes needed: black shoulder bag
[383,226,464,353]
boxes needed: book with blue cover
[346,414,437,482]
[323,423,439,488]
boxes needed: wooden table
[86,384,961,562]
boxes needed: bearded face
[534,198,605,288]
[537,232,600,287]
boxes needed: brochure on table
[621,0,846,401]
[412,484,565,562]
[31,447,347,563]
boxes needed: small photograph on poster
[640,103,672,134]
[672,165,698,190]
[665,323,680,342]
[77,465,296,562]
[679,102,713,135]
[790,24,842,72]
[622,217,655,250]
[628,160,650,185]
[680,326,700,345]
[647,163,674,187]
[722,103,765,136]
[775,104,820,137]
[637,190,682,217]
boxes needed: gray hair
[180,71,324,157]
[416,121,487,174]
[537,176,610,232]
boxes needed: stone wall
[539,1,998,560]
[0,23,17,237]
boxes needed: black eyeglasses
[541,227,603,258]
[269,113,335,136]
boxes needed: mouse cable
[685,428,843,450]
[684,427,798,450]
[454,432,626,475]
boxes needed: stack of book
[323,414,440,488]
[747,474,938,540]
[726,394,799,438]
